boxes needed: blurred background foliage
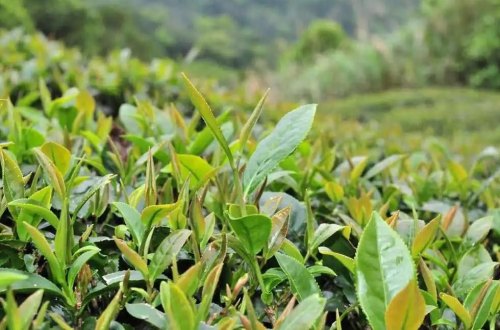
[0,0,499,155]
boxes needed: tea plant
[0,44,499,329]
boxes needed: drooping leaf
[0,268,63,297]
[355,212,416,330]
[318,247,355,274]
[243,104,316,196]
[364,154,406,179]
[308,223,350,253]
[0,270,28,289]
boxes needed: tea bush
[0,31,499,330]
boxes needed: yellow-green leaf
[412,216,440,257]
[440,293,472,328]
[40,142,71,176]
[181,73,234,166]
[114,237,149,278]
[385,280,425,330]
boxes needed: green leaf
[228,212,272,255]
[308,223,350,253]
[453,262,498,299]
[112,202,145,247]
[22,222,64,285]
[18,289,44,330]
[177,154,216,188]
[176,262,202,297]
[464,280,499,330]
[40,142,72,175]
[0,270,28,289]
[0,149,24,217]
[355,212,416,330]
[72,174,114,220]
[160,282,195,330]
[197,263,223,324]
[239,88,269,152]
[95,288,123,330]
[440,293,472,328]
[13,186,53,240]
[3,290,21,330]
[412,216,440,257]
[384,280,425,330]
[149,230,191,282]
[67,247,100,290]
[114,237,149,279]
[276,294,326,330]
[318,247,355,274]
[33,148,66,199]
[181,73,234,166]
[464,216,493,246]
[364,154,406,179]
[243,104,316,196]
[275,252,320,301]
[125,303,167,329]
[0,268,63,297]
[9,198,58,229]
[141,203,179,229]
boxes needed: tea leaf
[112,202,145,246]
[276,294,326,330]
[114,237,149,279]
[412,216,440,257]
[33,148,66,199]
[464,280,499,330]
[181,73,234,167]
[228,213,272,255]
[160,282,195,330]
[239,88,269,152]
[355,212,416,330]
[197,263,223,323]
[243,104,316,196]
[0,271,28,289]
[318,247,355,274]
[40,142,72,175]
[141,203,179,229]
[440,293,472,328]
[125,303,168,328]
[275,252,320,301]
[149,229,191,281]
[385,280,425,330]
[67,247,100,290]
[309,223,350,253]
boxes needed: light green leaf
[114,237,149,279]
[112,202,144,247]
[464,280,499,330]
[239,88,269,152]
[125,303,167,329]
[22,222,64,285]
[465,216,493,246]
[67,247,100,290]
[452,262,498,299]
[275,252,320,301]
[277,294,326,330]
[228,212,272,255]
[440,293,471,328]
[0,268,63,297]
[181,73,233,166]
[149,230,191,281]
[40,142,71,176]
[355,212,416,330]
[0,270,28,289]
[197,263,223,324]
[141,203,179,229]
[243,104,316,196]
[33,148,66,199]
[0,149,24,217]
[364,154,405,179]
[318,247,355,274]
[308,223,350,253]
[160,282,195,330]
